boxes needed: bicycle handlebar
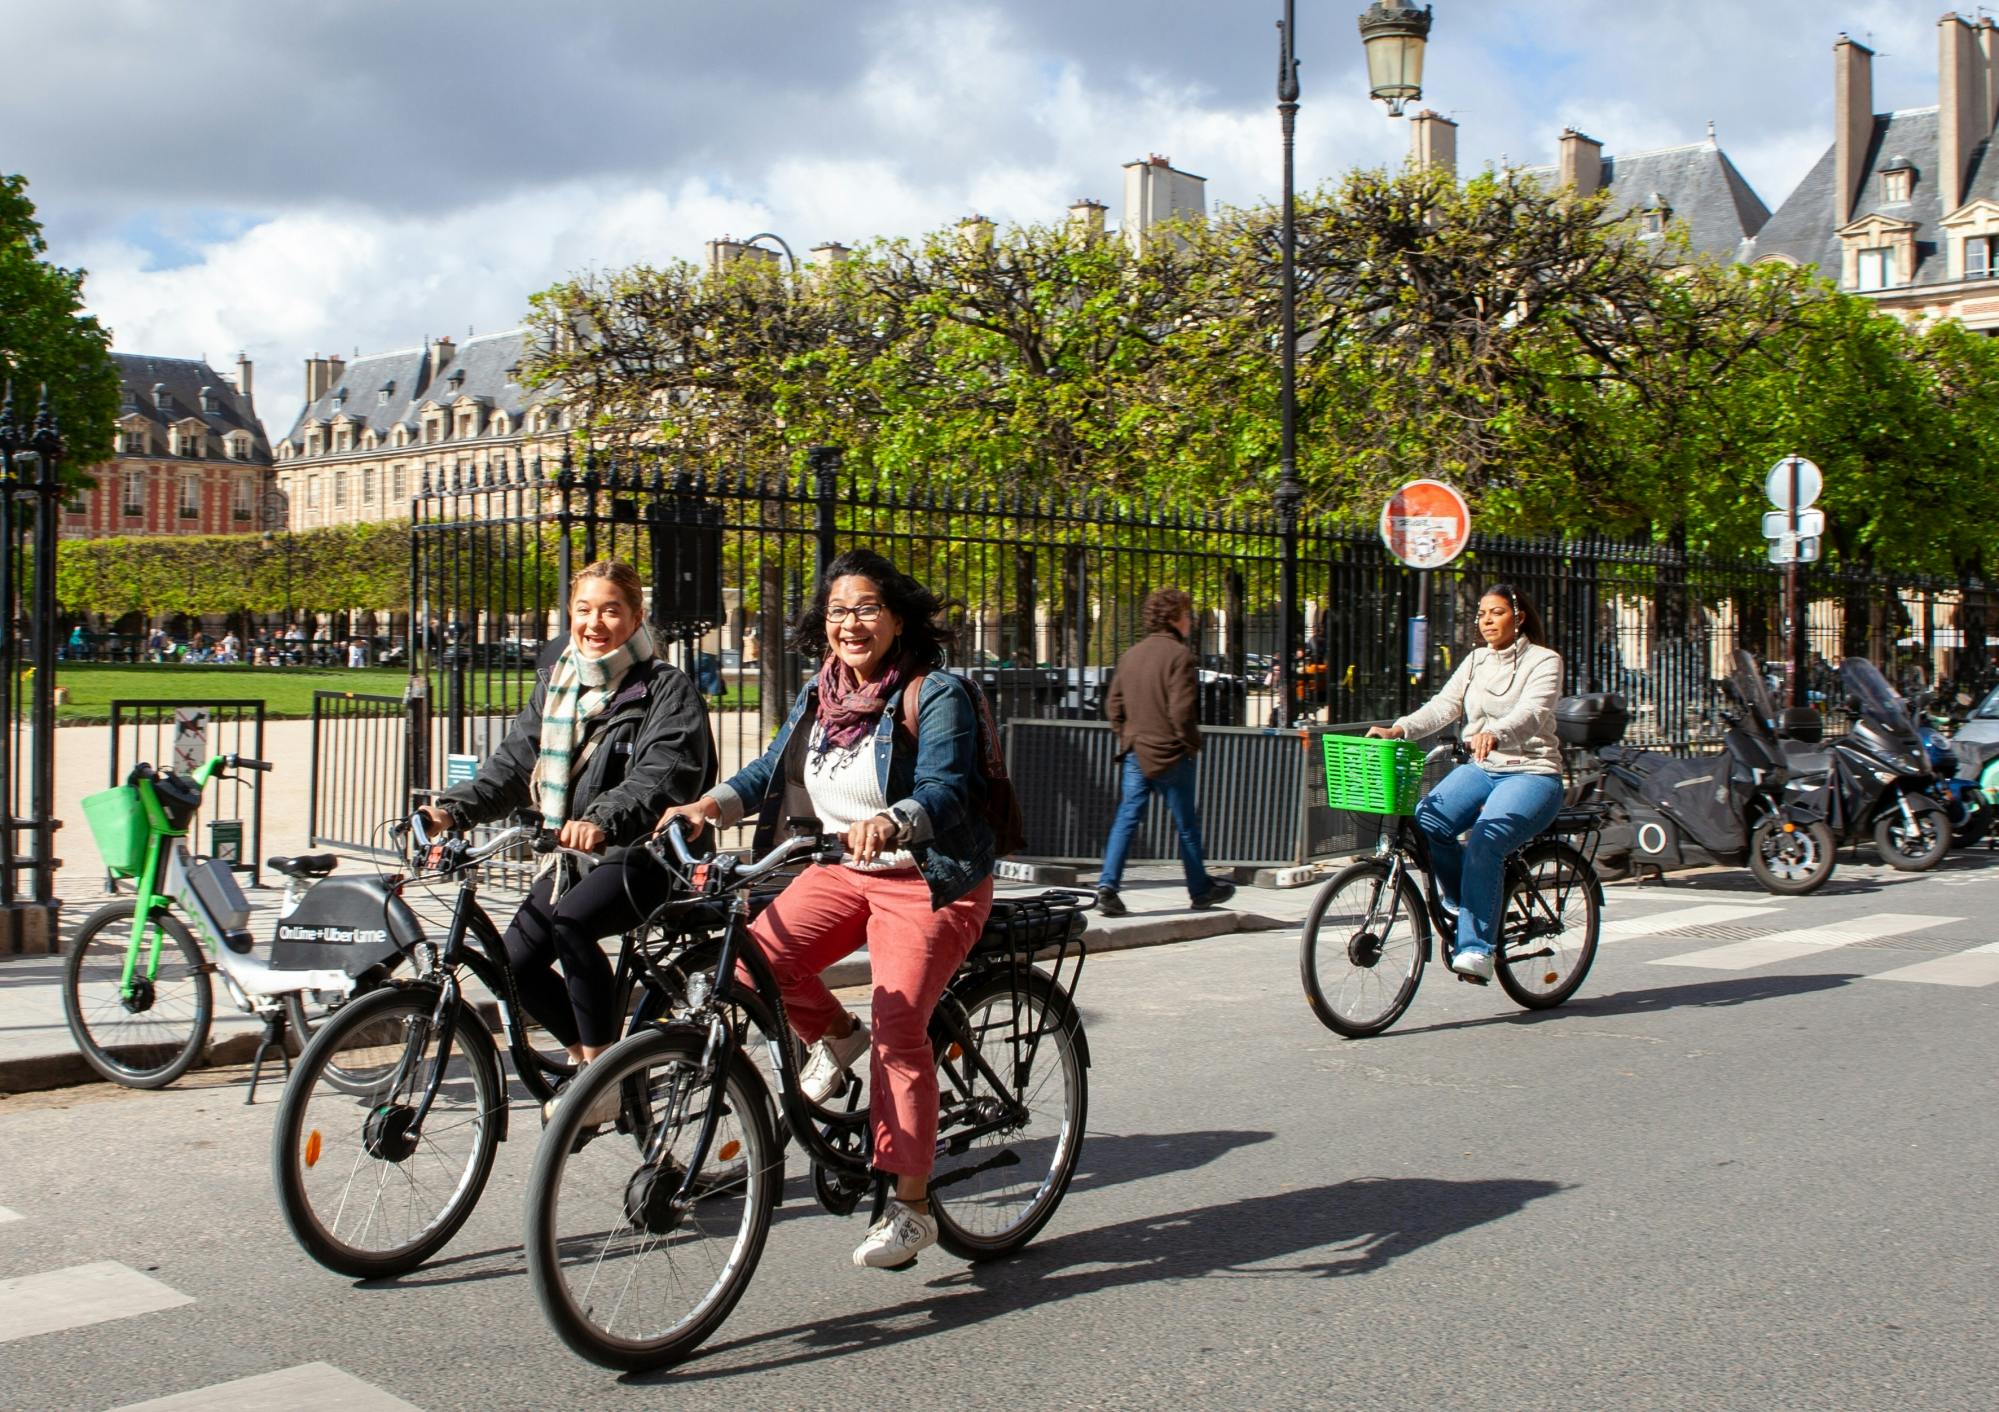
[228,755,273,773]
[652,816,841,889]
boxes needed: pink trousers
[747,865,993,1177]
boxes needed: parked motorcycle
[1564,650,1836,895]
[1912,698,1992,848]
[1775,657,1952,871]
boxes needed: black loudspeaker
[648,497,724,633]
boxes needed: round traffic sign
[1380,479,1471,570]
[1765,456,1822,512]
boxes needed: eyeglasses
[825,603,886,625]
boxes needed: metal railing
[106,700,268,888]
[309,691,413,859]
[2,392,64,956]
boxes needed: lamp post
[737,231,800,274]
[259,485,295,640]
[1272,0,1431,726]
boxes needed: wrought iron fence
[404,446,1992,861]
[1,391,62,956]
[105,699,267,887]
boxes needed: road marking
[1603,903,1777,940]
[1650,914,1961,971]
[0,1262,193,1344]
[1865,940,1999,988]
[107,1362,423,1411]
[0,1206,21,1224]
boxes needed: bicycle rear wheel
[525,1028,778,1372]
[272,985,503,1277]
[1299,860,1429,1038]
[1495,841,1600,1010]
[63,899,212,1088]
[930,970,1087,1261]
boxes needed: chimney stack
[1068,198,1108,240]
[809,241,851,266]
[1121,155,1207,254]
[1409,109,1458,180]
[1834,33,1876,224]
[1557,128,1604,198]
[430,338,453,377]
[1981,18,1999,133]
[235,351,253,409]
[304,356,331,404]
[326,355,346,396]
[957,214,997,253]
[1941,13,1988,215]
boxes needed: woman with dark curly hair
[658,546,994,1270]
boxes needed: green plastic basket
[82,785,153,877]
[1323,734,1427,815]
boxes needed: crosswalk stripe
[1650,913,1961,971]
[1865,941,1999,989]
[106,1362,423,1411]
[0,1206,21,1224]
[1603,903,1776,940]
[0,1262,193,1344]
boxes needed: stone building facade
[275,329,564,528]
[64,353,273,539]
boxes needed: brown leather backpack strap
[895,674,929,747]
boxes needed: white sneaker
[852,1199,939,1269]
[1450,948,1495,981]
[801,1020,871,1104]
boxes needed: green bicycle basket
[1323,734,1427,816]
[82,785,152,877]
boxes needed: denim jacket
[709,672,994,909]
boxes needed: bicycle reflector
[304,1130,323,1168]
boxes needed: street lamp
[1272,0,1433,726]
[259,485,295,634]
[738,232,799,273]
[1357,1,1434,117]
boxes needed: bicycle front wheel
[1299,860,1428,1038]
[1495,841,1600,1010]
[525,1029,778,1372]
[930,970,1088,1261]
[63,899,213,1088]
[272,985,503,1278]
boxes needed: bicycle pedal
[1454,972,1489,986]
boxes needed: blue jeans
[1414,763,1563,956]
[1099,754,1213,900]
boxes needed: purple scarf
[814,655,907,752]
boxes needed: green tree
[0,174,119,476]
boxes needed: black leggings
[499,858,649,1050]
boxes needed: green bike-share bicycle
[68,755,406,1097]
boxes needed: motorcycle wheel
[1748,819,1835,896]
[1874,795,1951,871]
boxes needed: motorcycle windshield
[1727,650,1779,736]
[1840,658,1917,736]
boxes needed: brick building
[64,353,275,539]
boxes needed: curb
[0,909,1297,1097]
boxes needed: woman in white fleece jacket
[1367,584,1563,980]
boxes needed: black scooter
[1774,658,1951,871]
[1564,650,1836,895]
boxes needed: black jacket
[438,638,717,846]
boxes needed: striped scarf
[535,624,655,832]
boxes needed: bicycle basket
[82,786,151,877]
[1323,735,1426,815]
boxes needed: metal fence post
[29,393,62,909]
[809,445,841,576]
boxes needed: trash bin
[1199,675,1249,727]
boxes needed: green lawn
[48,662,758,722]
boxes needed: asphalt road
[4,851,1998,1411]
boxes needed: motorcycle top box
[1555,693,1629,749]
[268,875,421,976]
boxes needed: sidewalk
[0,863,1318,1096]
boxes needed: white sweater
[1393,639,1563,776]
[801,725,917,871]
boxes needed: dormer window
[1856,247,1893,292]
[1967,235,1998,280]
[331,390,345,413]
[1881,157,1915,204]
[199,386,216,413]
[1637,191,1673,238]
[448,369,466,390]
[378,382,394,405]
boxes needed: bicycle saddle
[268,854,339,879]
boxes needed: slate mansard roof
[112,353,272,461]
[1750,106,1989,287]
[1526,138,1772,261]
[282,329,550,451]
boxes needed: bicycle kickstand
[245,1010,292,1105]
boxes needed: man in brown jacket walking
[1096,587,1235,916]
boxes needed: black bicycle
[523,818,1092,1372]
[1301,742,1606,1038]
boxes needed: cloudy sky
[6,0,1943,425]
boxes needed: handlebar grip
[230,756,274,773]
[658,816,702,868]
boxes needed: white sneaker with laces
[1450,948,1495,981]
[801,1019,871,1104]
[852,1199,939,1269]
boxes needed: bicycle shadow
[769,1128,1277,1228]
[1384,970,1859,1039]
[642,1174,1567,1384]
